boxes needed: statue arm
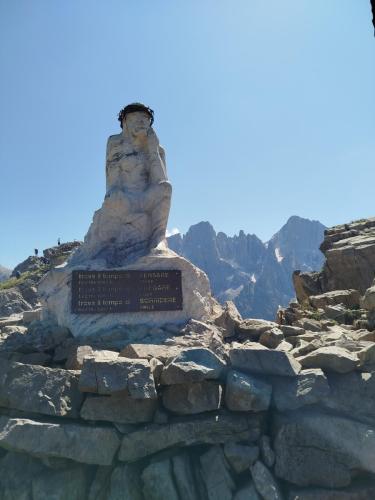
[148,145,168,184]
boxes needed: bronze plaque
[71,270,183,314]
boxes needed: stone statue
[72,103,172,265]
[39,103,216,337]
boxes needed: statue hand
[147,128,160,154]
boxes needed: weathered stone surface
[223,442,259,473]
[0,360,83,418]
[22,308,42,324]
[229,343,301,377]
[142,459,179,500]
[225,370,272,412]
[66,345,118,370]
[260,435,275,468]
[276,340,293,352]
[272,369,330,411]
[215,300,242,337]
[309,289,360,309]
[172,453,200,500]
[0,416,120,465]
[162,381,222,414]
[0,287,32,316]
[237,319,278,339]
[299,346,358,373]
[0,451,45,500]
[160,347,226,385]
[251,460,283,500]
[321,372,375,425]
[0,320,71,354]
[119,343,181,362]
[32,466,89,500]
[108,464,143,500]
[279,325,305,337]
[119,412,264,461]
[274,412,375,487]
[200,446,235,500]
[88,466,112,500]
[79,357,157,399]
[150,357,164,383]
[361,283,375,311]
[259,328,284,348]
[287,480,375,500]
[81,392,157,423]
[234,482,261,500]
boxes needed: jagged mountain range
[168,215,326,320]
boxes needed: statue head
[118,103,154,138]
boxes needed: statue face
[123,111,151,138]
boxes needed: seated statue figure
[74,103,172,265]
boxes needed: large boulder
[81,392,157,424]
[251,460,284,500]
[274,412,375,487]
[0,360,83,418]
[309,289,360,309]
[0,288,32,316]
[142,459,179,500]
[172,453,200,500]
[162,381,222,414]
[119,413,264,462]
[298,347,358,373]
[225,370,272,412]
[32,466,89,500]
[271,369,330,411]
[79,357,157,399]
[200,446,236,500]
[229,343,301,377]
[160,347,226,385]
[0,416,120,466]
[108,464,143,500]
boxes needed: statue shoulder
[107,133,122,146]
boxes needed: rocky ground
[0,217,375,499]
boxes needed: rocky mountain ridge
[168,215,326,320]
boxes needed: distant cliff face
[168,216,326,320]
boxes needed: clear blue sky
[0,0,374,269]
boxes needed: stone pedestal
[39,245,215,338]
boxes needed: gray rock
[279,325,305,337]
[276,340,293,352]
[32,466,89,500]
[200,446,235,500]
[66,345,118,370]
[22,308,42,324]
[274,412,375,487]
[0,360,83,418]
[225,370,272,412]
[119,343,181,362]
[321,371,375,425]
[150,357,164,383]
[259,328,284,349]
[229,343,301,377]
[287,480,375,499]
[160,347,226,385]
[108,464,143,500]
[299,347,358,373]
[172,453,200,500]
[0,416,120,465]
[223,442,259,473]
[361,283,375,311]
[0,287,32,316]
[215,300,242,337]
[79,357,157,399]
[260,435,275,468]
[162,381,222,414]
[119,412,264,462]
[237,319,278,339]
[0,451,45,500]
[87,466,112,500]
[142,459,179,500]
[272,369,330,411]
[81,392,157,424]
[309,289,361,309]
[234,482,260,500]
[251,460,284,500]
